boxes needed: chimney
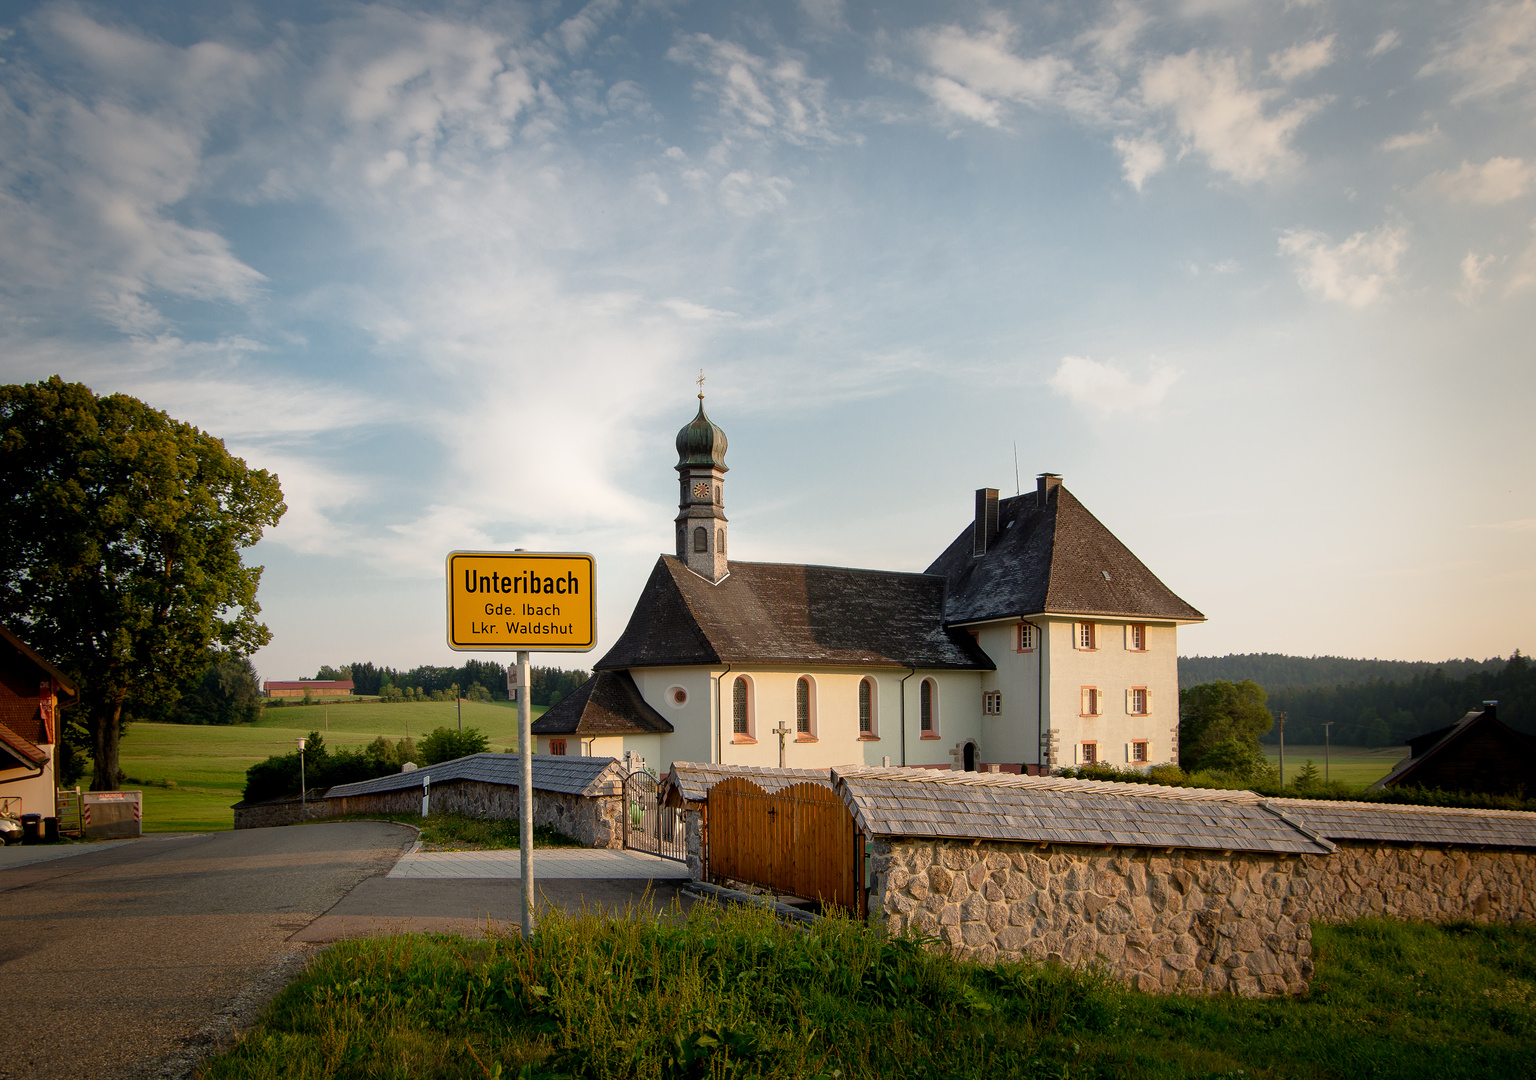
[1482,700,1498,720]
[1036,472,1062,506]
[973,488,999,556]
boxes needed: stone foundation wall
[233,790,334,829]
[873,839,1312,997]
[325,779,623,848]
[873,838,1536,997]
[1299,842,1536,925]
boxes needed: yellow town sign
[445,551,596,652]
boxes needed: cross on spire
[696,369,705,399]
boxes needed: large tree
[0,377,285,789]
[1178,679,1274,772]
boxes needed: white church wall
[1043,618,1181,770]
[976,621,1044,767]
[631,666,713,772]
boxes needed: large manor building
[533,394,1204,775]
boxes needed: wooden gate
[706,777,864,914]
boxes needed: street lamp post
[296,737,307,822]
[1277,711,1286,787]
[1322,722,1333,784]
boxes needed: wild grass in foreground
[199,908,1536,1080]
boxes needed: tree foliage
[174,656,263,725]
[333,659,587,705]
[241,732,417,804]
[0,378,285,788]
[1178,653,1504,692]
[1178,679,1273,772]
[417,726,490,765]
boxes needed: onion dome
[675,394,728,470]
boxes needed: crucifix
[696,369,706,399]
[772,721,792,768]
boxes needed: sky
[1,0,1533,682]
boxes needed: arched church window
[796,677,812,734]
[859,678,875,735]
[717,529,725,554]
[732,676,750,735]
[920,679,935,732]
[693,526,708,553]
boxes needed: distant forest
[1177,653,1505,691]
[308,661,589,708]
[1178,652,1532,749]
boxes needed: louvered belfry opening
[972,487,999,556]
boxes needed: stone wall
[233,790,334,829]
[872,837,1536,997]
[325,779,623,848]
[1299,842,1536,925]
[872,839,1312,997]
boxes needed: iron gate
[623,769,685,862]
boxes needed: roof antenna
[1013,441,1021,496]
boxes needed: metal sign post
[518,649,533,937]
[445,548,597,941]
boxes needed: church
[533,393,1204,776]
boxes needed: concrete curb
[681,881,821,925]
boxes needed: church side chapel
[534,390,1204,776]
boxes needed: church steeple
[675,375,729,582]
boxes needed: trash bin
[20,813,42,845]
[43,816,59,843]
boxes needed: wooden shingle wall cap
[833,774,1333,855]
[1274,797,1536,849]
[324,753,624,800]
[666,761,835,804]
[832,766,1262,803]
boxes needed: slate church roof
[532,669,674,737]
[925,482,1205,625]
[595,556,994,671]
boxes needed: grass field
[1263,744,1407,790]
[200,906,1536,1079]
[103,699,545,833]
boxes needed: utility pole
[1323,722,1334,784]
[772,722,791,768]
[456,683,462,733]
[1277,711,1286,787]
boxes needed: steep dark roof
[925,485,1204,624]
[0,721,49,769]
[532,670,674,736]
[1371,705,1536,793]
[597,556,994,671]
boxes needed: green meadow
[100,699,545,833]
[1262,744,1407,790]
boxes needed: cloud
[1424,0,1536,102]
[1429,157,1536,204]
[1472,518,1536,532]
[1267,37,1336,82]
[1507,219,1536,293]
[1278,223,1409,307]
[668,34,839,147]
[1457,251,1496,303]
[1381,124,1440,150]
[1141,51,1322,183]
[1114,133,1167,189]
[1048,355,1181,414]
[1369,30,1402,57]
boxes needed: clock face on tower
[692,481,710,499]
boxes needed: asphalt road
[0,822,412,1080]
